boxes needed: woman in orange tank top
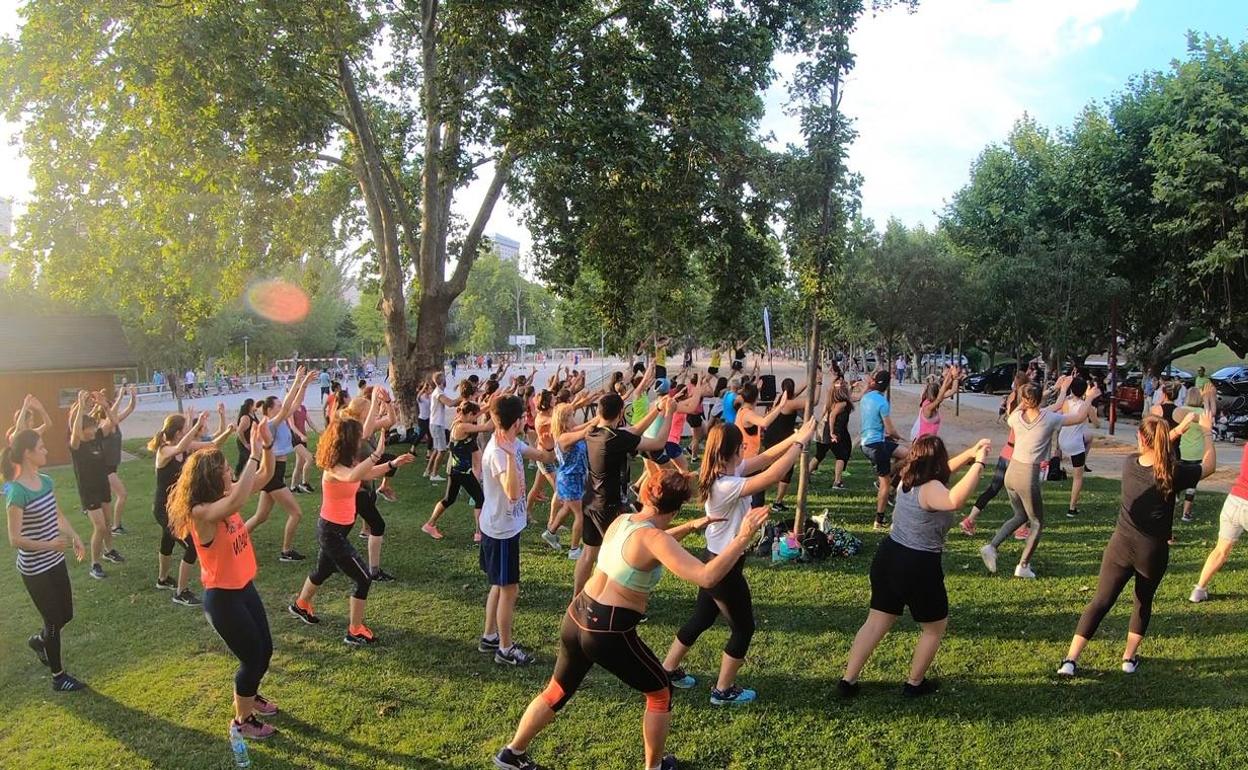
[287,396,414,646]
[167,421,278,741]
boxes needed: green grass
[3,440,1248,769]
[1174,342,1246,375]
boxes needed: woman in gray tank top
[839,435,991,699]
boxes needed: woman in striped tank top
[4,430,87,691]
[167,422,279,740]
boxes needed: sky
[2,1,1247,252]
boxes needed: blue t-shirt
[722,392,738,426]
[318,372,331,388]
[859,390,890,446]
[271,421,294,458]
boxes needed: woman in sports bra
[911,366,959,440]
[493,471,768,770]
[166,421,277,740]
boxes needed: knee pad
[540,678,570,712]
[644,686,672,714]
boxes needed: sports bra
[321,476,362,525]
[598,516,664,594]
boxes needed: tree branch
[445,152,514,299]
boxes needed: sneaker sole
[287,606,320,625]
[710,698,756,706]
[344,636,376,646]
[89,572,106,580]
[172,599,201,607]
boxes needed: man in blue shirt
[859,370,906,529]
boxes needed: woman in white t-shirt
[1058,378,1100,519]
[660,418,815,706]
[980,376,1098,579]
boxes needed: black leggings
[234,443,251,479]
[355,487,385,536]
[22,561,73,673]
[441,472,484,509]
[544,593,671,712]
[309,519,372,600]
[203,581,272,698]
[676,554,755,659]
[156,506,198,564]
[1075,527,1168,639]
[974,455,1009,511]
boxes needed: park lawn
[2,439,1248,769]
[1174,342,1246,375]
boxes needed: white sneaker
[1121,656,1140,674]
[980,544,998,574]
[1189,585,1209,603]
[1014,563,1037,579]
[429,474,446,482]
[540,529,562,552]
[567,547,583,560]
[1057,659,1077,677]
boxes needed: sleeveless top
[914,400,941,439]
[448,432,477,475]
[1160,402,1179,430]
[735,409,761,458]
[191,512,257,590]
[236,415,252,450]
[597,516,664,593]
[321,476,362,526]
[763,408,798,447]
[1180,406,1205,462]
[889,485,954,554]
[154,453,185,516]
[556,439,588,479]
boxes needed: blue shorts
[862,441,899,477]
[479,532,521,586]
[645,442,684,466]
[542,461,559,476]
[557,472,585,502]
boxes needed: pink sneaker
[473,531,482,543]
[253,694,278,716]
[1014,526,1030,540]
[234,715,275,740]
[421,522,444,540]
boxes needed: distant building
[489,233,520,262]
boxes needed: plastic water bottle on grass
[229,722,251,768]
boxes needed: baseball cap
[654,378,671,395]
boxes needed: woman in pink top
[911,366,960,441]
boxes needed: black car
[965,362,1018,394]
[1211,365,1248,411]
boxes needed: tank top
[667,410,688,443]
[448,432,477,475]
[889,485,954,554]
[191,513,257,590]
[736,409,761,458]
[597,516,664,593]
[321,476,362,525]
[763,408,798,447]
[154,452,185,514]
[914,400,941,439]
[1179,406,1205,462]
[236,415,252,450]
[1160,402,1178,430]
[710,350,722,368]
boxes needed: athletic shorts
[687,413,704,429]
[1217,494,1248,543]
[431,426,449,452]
[654,365,667,381]
[645,442,683,465]
[582,504,625,548]
[320,387,331,397]
[708,367,719,376]
[75,472,112,512]
[1069,452,1087,469]
[293,436,306,448]
[862,441,899,478]
[869,536,948,623]
[479,532,521,586]
[262,460,288,493]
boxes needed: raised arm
[69,392,87,449]
[1197,390,1218,479]
[271,366,311,423]
[920,441,989,511]
[556,420,594,451]
[1060,384,1100,426]
[248,421,276,495]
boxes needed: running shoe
[155,576,176,590]
[667,668,696,689]
[378,487,398,503]
[253,694,279,716]
[539,529,562,552]
[772,501,788,512]
[233,715,275,739]
[289,484,304,494]
[429,474,447,483]
[1066,508,1080,518]
[710,685,757,706]
[566,546,582,560]
[1014,526,1030,540]
[359,530,369,539]
[28,634,48,667]
[51,672,85,692]
[1181,512,1194,523]
[1189,585,1209,603]
[979,544,998,574]
[1013,563,1037,579]
[495,644,535,666]
[658,755,679,770]
[172,589,202,606]
[1121,656,1140,674]
[832,482,847,491]
[901,678,939,698]
[493,746,544,770]
[89,563,106,580]
[299,483,316,493]
[345,625,377,646]
[102,548,125,564]
[1057,659,1077,677]
[288,599,320,625]
[370,569,396,583]
[478,635,501,653]
[837,679,859,698]
[421,522,444,540]
[278,550,306,562]
[110,525,127,535]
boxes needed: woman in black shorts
[104,385,136,535]
[811,379,853,489]
[763,377,808,512]
[68,390,124,580]
[423,401,493,541]
[1057,409,1216,677]
[494,471,767,770]
[233,399,257,479]
[839,435,989,698]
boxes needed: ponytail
[2,430,40,481]
[1139,415,1175,497]
[148,414,187,453]
[0,446,16,482]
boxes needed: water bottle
[229,722,251,768]
[771,537,780,564]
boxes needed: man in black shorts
[574,393,674,594]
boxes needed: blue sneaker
[710,685,757,706]
[667,668,696,689]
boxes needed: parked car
[965,362,1018,394]
[1114,373,1147,416]
[1211,365,1248,411]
